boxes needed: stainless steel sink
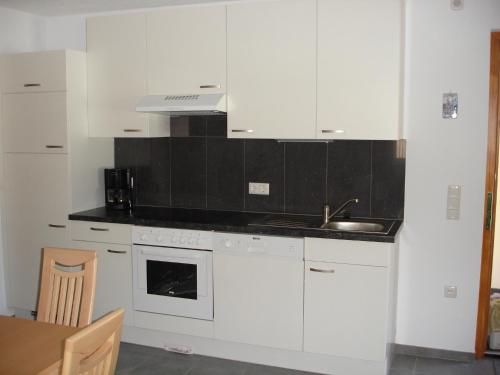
[320,221,386,232]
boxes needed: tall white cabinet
[0,50,113,313]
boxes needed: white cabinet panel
[147,6,226,96]
[2,92,68,153]
[73,241,133,326]
[317,0,402,140]
[214,251,303,351]
[227,0,316,139]
[71,221,132,245]
[1,50,67,93]
[3,153,70,311]
[87,14,150,137]
[304,260,388,361]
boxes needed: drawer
[1,51,67,93]
[304,237,393,267]
[71,221,132,245]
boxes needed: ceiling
[0,0,240,17]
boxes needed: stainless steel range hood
[136,93,226,116]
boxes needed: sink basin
[321,221,386,232]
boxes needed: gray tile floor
[116,342,500,375]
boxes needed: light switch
[444,285,458,298]
[447,185,461,220]
[249,182,270,196]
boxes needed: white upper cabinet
[316,0,402,140]
[1,50,67,93]
[147,5,226,95]
[87,14,160,138]
[227,0,316,139]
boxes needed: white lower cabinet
[72,240,133,326]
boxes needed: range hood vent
[136,93,226,115]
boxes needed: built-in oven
[132,226,213,321]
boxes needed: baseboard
[393,344,475,362]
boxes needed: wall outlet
[447,185,461,220]
[444,285,458,298]
[249,182,270,195]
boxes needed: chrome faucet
[322,198,359,225]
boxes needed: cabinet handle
[90,227,109,232]
[123,129,142,133]
[46,145,64,149]
[24,83,41,87]
[321,130,345,134]
[200,84,221,89]
[48,224,66,228]
[231,129,254,133]
[107,249,127,254]
[310,267,335,274]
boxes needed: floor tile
[388,370,413,375]
[391,354,416,371]
[414,356,494,375]
[245,363,315,375]
[186,356,247,375]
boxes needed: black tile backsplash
[115,116,405,218]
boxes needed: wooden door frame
[476,31,500,357]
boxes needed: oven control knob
[140,234,147,241]
[224,240,232,248]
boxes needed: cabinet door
[214,252,303,351]
[87,14,149,137]
[304,261,388,361]
[317,0,402,140]
[227,0,316,139]
[73,241,133,326]
[3,153,70,311]
[2,93,68,153]
[147,6,226,95]
[1,51,67,93]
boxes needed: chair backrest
[37,247,97,327]
[61,308,124,375]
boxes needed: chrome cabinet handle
[200,84,221,89]
[107,249,127,254]
[310,267,335,274]
[24,83,41,87]
[48,224,66,228]
[231,129,254,133]
[90,227,109,232]
[123,129,142,133]
[46,145,64,149]
[321,130,345,134]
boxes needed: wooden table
[0,316,80,375]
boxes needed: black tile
[245,139,284,213]
[170,116,206,137]
[327,140,371,218]
[135,138,170,207]
[371,140,406,219]
[206,115,227,137]
[207,138,244,210]
[171,137,207,209]
[114,138,142,169]
[284,142,327,215]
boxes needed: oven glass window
[146,260,197,300]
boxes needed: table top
[0,316,80,375]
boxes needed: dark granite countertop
[69,206,402,243]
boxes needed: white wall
[0,6,47,315]
[397,0,500,352]
[45,15,86,51]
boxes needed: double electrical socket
[249,182,270,195]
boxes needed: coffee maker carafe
[105,168,133,210]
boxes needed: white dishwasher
[213,232,304,351]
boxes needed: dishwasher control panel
[214,232,304,259]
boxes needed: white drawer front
[71,221,132,245]
[305,237,392,267]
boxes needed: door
[2,92,68,153]
[304,261,388,361]
[3,153,70,311]
[316,0,402,140]
[147,6,226,95]
[87,14,149,137]
[227,0,316,139]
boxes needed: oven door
[132,245,213,320]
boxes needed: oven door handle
[140,248,202,260]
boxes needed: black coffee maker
[105,168,133,210]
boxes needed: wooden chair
[61,308,124,375]
[37,247,97,327]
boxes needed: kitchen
[0,0,498,375]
